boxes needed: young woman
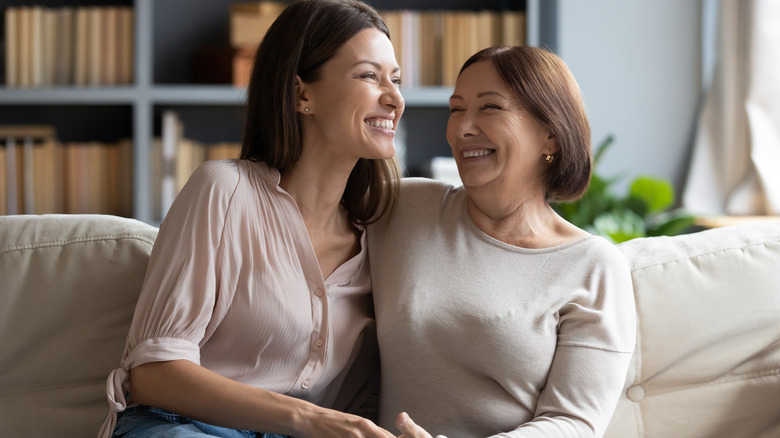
[370,46,635,438]
[100,1,403,437]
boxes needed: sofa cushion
[0,214,158,438]
[606,222,780,438]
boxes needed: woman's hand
[297,407,395,438]
[395,412,442,438]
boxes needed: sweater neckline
[453,187,595,254]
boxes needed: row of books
[4,6,134,88]
[380,9,526,88]
[0,125,133,216]
[0,121,242,219]
[225,3,525,88]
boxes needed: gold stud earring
[545,154,554,163]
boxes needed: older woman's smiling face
[447,60,555,201]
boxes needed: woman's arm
[130,359,394,438]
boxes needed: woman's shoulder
[369,178,461,232]
[568,235,632,280]
[567,233,625,259]
[399,176,454,190]
[189,159,241,188]
[188,159,276,192]
[398,177,464,205]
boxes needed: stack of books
[221,2,526,88]
[0,125,133,216]
[228,1,286,87]
[4,5,134,88]
[380,9,526,88]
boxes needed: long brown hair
[459,46,592,202]
[240,0,400,223]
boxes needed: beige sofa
[1,214,779,437]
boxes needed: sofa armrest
[0,214,158,438]
[605,221,780,438]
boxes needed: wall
[553,0,703,199]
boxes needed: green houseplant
[554,136,695,243]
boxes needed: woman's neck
[279,148,356,226]
[280,154,361,279]
[465,191,586,249]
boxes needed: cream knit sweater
[368,178,635,438]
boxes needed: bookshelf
[0,0,556,225]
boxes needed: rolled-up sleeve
[123,160,240,370]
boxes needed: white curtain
[683,0,780,215]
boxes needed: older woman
[369,46,635,438]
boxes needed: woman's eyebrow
[450,90,505,101]
[351,60,401,73]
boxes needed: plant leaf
[647,209,696,236]
[593,135,614,166]
[591,209,646,243]
[629,176,674,214]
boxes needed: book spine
[22,136,35,213]
[161,111,182,218]
[55,8,74,86]
[73,7,89,86]
[87,7,102,86]
[30,6,44,88]
[0,142,6,215]
[5,137,18,215]
[5,8,18,87]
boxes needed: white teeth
[365,119,394,130]
[463,149,494,158]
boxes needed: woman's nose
[452,114,479,138]
[381,83,404,111]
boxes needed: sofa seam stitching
[0,234,155,255]
[636,367,780,398]
[629,238,780,272]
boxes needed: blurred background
[1,0,777,227]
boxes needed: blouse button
[315,338,324,347]
[314,288,324,297]
[301,380,310,389]
[626,385,645,402]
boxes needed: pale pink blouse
[99,159,374,437]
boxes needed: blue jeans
[113,405,293,438]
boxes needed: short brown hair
[459,46,592,202]
[240,0,400,224]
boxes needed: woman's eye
[392,77,402,87]
[360,72,378,80]
[449,107,463,114]
[481,104,502,110]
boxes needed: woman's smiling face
[447,60,555,199]
[299,27,404,162]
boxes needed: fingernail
[396,412,409,428]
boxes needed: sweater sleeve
[491,242,636,438]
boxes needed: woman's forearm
[129,359,315,435]
[128,359,392,438]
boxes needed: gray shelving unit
[0,0,555,224]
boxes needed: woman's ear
[295,75,311,114]
[543,132,559,155]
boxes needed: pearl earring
[304,107,309,113]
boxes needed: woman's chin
[459,175,492,190]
